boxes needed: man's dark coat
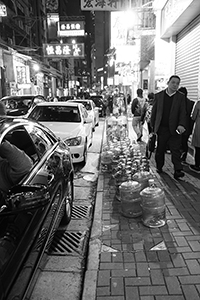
[150,90,187,134]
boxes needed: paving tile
[91,145,200,300]
[100,253,112,262]
[155,296,184,300]
[96,297,124,300]
[163,267,189,276]
[125,277,151,286]
[139,285,168,295]
[185,259,200,275]
[171,253,186,267]
[112,269,136,277]
[150,269,165,285]
[112,253,123,263]
[111,277,124,296]
[97,270,111,286]
[178,275,200,284]
[125,286,139,300]
[187,240,200,252]
[164,276,182,294]
[96,286,110,296]
[99,262,124,270]
[182,284,200,299]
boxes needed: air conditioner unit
[9,82,17,88]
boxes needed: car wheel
[62,179,74,225]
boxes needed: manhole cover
[48,230,87,255]
[72,205,91,219]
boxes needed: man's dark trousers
[155,126,182,171]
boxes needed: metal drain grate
[48,230,87,255]
[72,205,91,219]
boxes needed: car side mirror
[4,185,50,213]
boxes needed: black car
[90,95,104,117]
[0,116,74,300]
[0,95,46,116]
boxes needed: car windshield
[29,106,81,122]
[73,101,92,110]
[2,98,32,110]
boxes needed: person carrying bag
[146,132,157,159]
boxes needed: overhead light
[33,63,40,72]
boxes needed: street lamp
[32,63,40,72]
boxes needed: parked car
[90,95,104,117]
[27,102,93,164]
[0,95,46,116]
[69,99,99,131]
[0,116,74,300]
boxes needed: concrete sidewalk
[82,126,200,300]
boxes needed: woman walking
[189,99,200,173]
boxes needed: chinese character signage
[43,44,85,58]
[16,66,27,84]
[81,0,130,11]
[58,21,85,37]
[0,3,7,16]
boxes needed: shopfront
[12,52,32,95]
[175,14,200,101]
[154,0,200,100]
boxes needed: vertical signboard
[46,0,59,13]
[46,0,59,41]
[0,3,7,16]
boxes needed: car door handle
[48,173,55,184]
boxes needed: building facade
[154,0,200,101]
[0,0,94,99]
[0,0,63,98]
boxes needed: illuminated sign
[58,21,85,37]
[0,3,7,16]
[81,0,130,11]
[43,43,85,58]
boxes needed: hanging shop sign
[46,0,59,13]
[43,43,85,58]
[81,0,131,11]
[0,3,7,16]
[58,21,85,37]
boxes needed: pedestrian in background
[150,75,187,180]
[145,92,155,134]
[131,88,148,142]
[178,86,195,164]
[107,93,113,115]
[189,99,200,173]
[127,94,131,105]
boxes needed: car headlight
[65,136,82,146]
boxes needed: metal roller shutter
[175,14,200,101]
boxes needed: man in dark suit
[150,75,187,179]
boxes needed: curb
[81,121,106,300]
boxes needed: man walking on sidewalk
[150,75,187,179]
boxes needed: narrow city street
[0,1,200,299]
